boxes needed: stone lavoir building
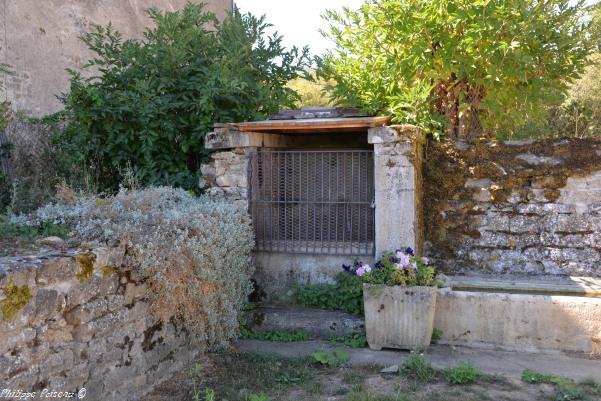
[202,108,601,354]
[0,0,233,116]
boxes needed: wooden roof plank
[229,116,391,134]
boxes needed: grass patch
[431,328,443,344]
[522,370,601,401]
[330,333,367,348]
[198,352,317,400]
[240,328,310,342]
[401,353,437,383]
[445,362,481,385]
[344,389,414,401]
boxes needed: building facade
[0,0,233,116]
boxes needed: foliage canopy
[59,4,309,191]
[319,0,595,138]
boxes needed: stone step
[244,306,364,340]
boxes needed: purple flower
[395,249,403,259]
[411,262,418,270]
[398,253,410,267]
[342,263,351,272]
[356,264,372,277]
[423,257,429,265]
[405,247,415,256]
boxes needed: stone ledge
[447,274,601,296]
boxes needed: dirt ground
[149,350,600,401]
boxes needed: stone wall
[0,0,232,116]
[200,148,250,200]
[424,137,601,276]
[0,247,196,400]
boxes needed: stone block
[515,153,562,166]
[216,173,246,188]
[33,289,58,323]
[435,289,601,353]
[368,125,425,144]
[0,327,35,354]
[205,129,264,149]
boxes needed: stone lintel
[368,125,425,145]
[205,128,290,150]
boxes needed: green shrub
[401,354,436,383]
[0,112,68,214]
[319,0,595,138]
[294,272,364,315]
[0,215,69,240]
[13,187,255,347]
[59,4,309,192]
[445,362,481,385]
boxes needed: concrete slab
[236,340,601,381]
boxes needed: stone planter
[363,284,437,350]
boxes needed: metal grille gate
[247,150,375,255]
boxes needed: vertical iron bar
[327,152,332,254]
[350,152,354,254]
[269,152,273,251]
[335,152,339,252]
[320,152,324,253]
[305,151,309,253]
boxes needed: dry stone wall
[0,247,196,400]
[425,137,601,276]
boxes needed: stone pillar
[368,125,425,258]
[201,125,289,200]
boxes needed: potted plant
[343,248,438,350]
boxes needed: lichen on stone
[0,281,32,320]
[100,265,115,278]
[75,253,96,282]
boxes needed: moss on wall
[75,253,96,282]
[0,281,32,320]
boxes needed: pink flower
[356,266,366,276]
[423,257,429,265]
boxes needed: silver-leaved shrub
[13,187,255,347]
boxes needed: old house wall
[0,0,232,116]
[425,138,601,276]
[0,247,197,400]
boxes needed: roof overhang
[219,116,392,135]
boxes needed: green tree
[319,0,595,139]
[287,72,334,107]
[59,4,309,191]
